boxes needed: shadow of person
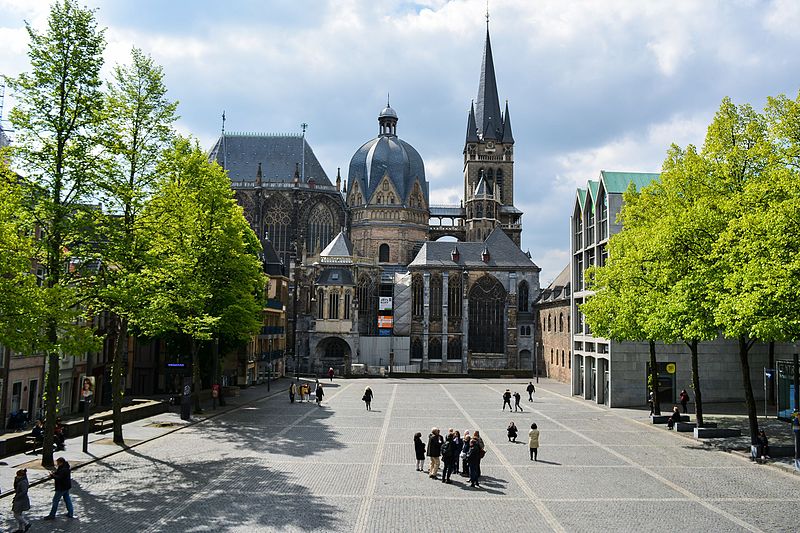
[533,459,561,465]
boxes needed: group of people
[288,380,324,405]
[415,428,486,487]
[502,382,536,412]
[30,418,66,451]
[11,457,74,532]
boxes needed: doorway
[27,379,38,419]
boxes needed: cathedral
[209,28,541,375]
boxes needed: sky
[2,0,800,284]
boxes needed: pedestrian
[43,457,73,520]
[315,382,324,405]
[12,468,31,532]
[303,383,310,402]
[289,382,296,403]
[648,390,655,417]
[298,383,305,402]
[667,406,681,430]
[679,389,690,413]
[527,381,536,402]
[529,423,540,461]
[502,389,512,411]
[54,417,66,451]
[756,430,770,462]
[460,432,471,476]
[362,386,373,411]
[472,429,485,480]
[414,432,426,471]
[427,427,443,479]
[507,421,518,442]
[328,367,335,381]
[441,433,456,484]
[452,430,463,474]
[30,419,44,446]
[466,439,481,487]
[513,391,523,412]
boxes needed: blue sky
[2,0,800,283]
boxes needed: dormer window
[451,247,460,262]
[481,247,490,263]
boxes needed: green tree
[139,137,264,412]
[6,0,106,467]
[93,47,178,443]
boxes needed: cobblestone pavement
[8,378,800,532]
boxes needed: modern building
[571,171,792,407]
[534,264,571,383]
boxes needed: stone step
[694,427,741,438]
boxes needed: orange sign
[378,316,393,328]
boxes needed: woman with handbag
[362,387,373,411]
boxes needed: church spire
[501,100,514,144]
[465,101,479,143]
[475,27,503,141]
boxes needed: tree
[6,0,106,467]
[93,47,178,443]
[138,137,264,412]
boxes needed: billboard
[379,297,393,311]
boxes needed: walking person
[527,381,536,402]
[513,391,523,412]
[12,468,31,532]
[460,432,471,476]
[328,367,335,381]
[507,421,518,442]
[362,387,373,411]
[315,382,324,405]
[427,427,443,479]
[441,433,456,484]
[289,382,296,403]
[414,432,426,471]
[529,423,540,461]
[679,389,690,414]
[648,390,655,417]
[43,457,74,520]
[502,389,512,411]
[466,439,481,487]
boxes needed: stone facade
[535,264,571,383]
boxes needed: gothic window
[328,291,339,319]
[344,291,351,320]
[559,313,564,332]
[518,281,529,312]
[448,273,462,318]
[429,338,442,360]
[389,195,395,204]
[317,289,324,319]
[561,350,565,367]
[412,274,424,318]
[306,203,334,255]
[377,194,383,204]
[547,314,552,331]
[430,274,443,321]
[568,351,571,368]
[383,181,389,191]
[550,349,553,364]
[264,196,291,267]
[468,275,506,354]
[567,316,570,333]
[379,243,390,263]
[411,337,423,360]
[476,202,483,218]
[447,337,462,360]
[357,275,378,335]
[486,168,494,192]
[496,169,504,202]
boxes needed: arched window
[520,325,525,335]
[377,194,383,204]
[264,196,292,267]
[306,203,334,255]
[411,337,423,360]
[526,326,531,336]
[559,313,564,332]
[568,351,571,369]
[344,292,351,320]
[476,202,483,218]
[468,275,506,354]
[518,281,529,312]
[430,274,443,321]
[567,316,570,333]
[328,291,339,319]
[429,338,442,360]
[317,289,324,319]
[448,338,462,360]
[496,169,504,202]
[448,273,462,318]
[547,314,552,331]
[379,243,390,263]
[412,275,424,318]
[550,348,554,364]
[561,350,565,367]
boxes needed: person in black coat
[315,383,324,405]
[756,430,770,461]
[466,439,481,487]
[413,432,426,471]
[427,428,443,479]
[513,392,523,412]
[667,406,682,430]
[502,389,512,411]
[44,457,74,520]
[452,431,463,473]
[362,387,374,411]
[526,382,536,402]
[507,421,518,442]
[440,433,457,484]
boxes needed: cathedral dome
[348,106,429,206]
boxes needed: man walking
[513,391,523,412]
[315,382,324,405]
[328,367,335,381]
[527,381,536,402]
[427,427,443,479]
[43,457,73,520]
[502,389,512,411]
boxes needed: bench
[676,422,717,432]
[693,427,741,438]
[652,415,690,424]
[91,417,113,434]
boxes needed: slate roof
[409,227,539,270]
[320,231,353,257]
[316,267,354,286]
[535,263,570,304]
[262,239,284,276]
[469,29,513,144]
[209,133,331,185]
[601,170,659,194]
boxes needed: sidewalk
[0,377,294,497]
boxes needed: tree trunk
[649,340,661,416]
[192,338,202,413]
[738,335,759,445]
[768,341,775,405]
[111,314,128,444]
[41,321,60,468]
[688,339,704,427]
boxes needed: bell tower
[463,26,521,245]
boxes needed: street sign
[379,296,393,310]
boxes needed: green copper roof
[600,170,660,194]
[587,180,600,213]
[576,188,587,210]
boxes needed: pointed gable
[501,101,514,144]
[320,231,353,258]
[465,102,480,144]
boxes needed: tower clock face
[486,141,495,149]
